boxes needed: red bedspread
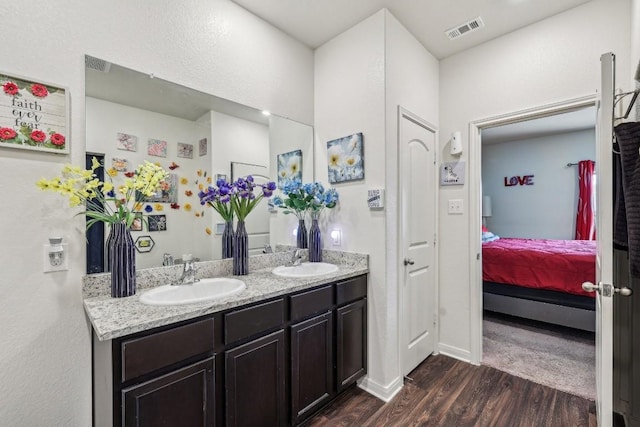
[482,238,596,297]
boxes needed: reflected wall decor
[277,149,302,184]
[0,72,69,154]
[327,132,364,183]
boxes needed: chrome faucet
[288,249,303,267]
[263,244,273,254]
[173,256,199,285]
[163,253,174,266]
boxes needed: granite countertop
[83,250,368,341]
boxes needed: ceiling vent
[445,16,485,40]
[85,55,111,73]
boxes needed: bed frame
[483,281,596,332]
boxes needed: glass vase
[296,218,308,249]
[233,220,249,275]
[222,220,234,259]
[308,218,322,262]
[108,223,136,297]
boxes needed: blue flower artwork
[327,132,364,183]
[277,149,302,185]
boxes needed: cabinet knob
[404,258,415,266]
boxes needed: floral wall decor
[277,149,302,185]
[199,138,207,156]
[0,72,69,154]
[147,138,167,157]
[112,158,128,172]
[148,215,167,231]
[177,142,193,159]
[116,132,137,152]
[138,173,178,203]
[327,132,364,183]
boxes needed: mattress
[482,238,596,297]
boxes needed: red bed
[482,238,596,298]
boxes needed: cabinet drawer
[336,275,367,305]
[290,285,333,322]
[225,298,285,344]
[121,318,214,382]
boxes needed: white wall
[0,0,313,424]
[86,97,212,268]
[315,9,439,398]
[438,0,631,359]
[482,129,596,239]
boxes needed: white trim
[397,106,440,375]
[438,343,472,363]
[358,375,404,402]
[467,94,597,364]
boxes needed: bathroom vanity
[84,251,368,427]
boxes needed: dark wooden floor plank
[303,386,383,427]
[305,354,595,427]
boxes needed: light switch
[448,199,464,214]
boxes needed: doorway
[468,96,599,398]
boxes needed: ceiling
[231,0,592,59]
[481,106,596,145]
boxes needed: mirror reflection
[85,56,314,272]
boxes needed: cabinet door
[336,299,367,392]
[122,357,214,427]
[291,311,334,424]
[225,329,286,427]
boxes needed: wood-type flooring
[304,354,596,427]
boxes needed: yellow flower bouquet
[36,157,169,229]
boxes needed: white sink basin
[139,277,246,306]
[272,262,339,278]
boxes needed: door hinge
[601,283,613,297]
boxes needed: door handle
[582,281,633,296]
[404,258,415,266]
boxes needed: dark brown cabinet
[94,274,367,427]
[225,330,286,427]
[336,299,367,392]
[122,357,215,427]
[290,311,334,424]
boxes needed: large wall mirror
[84,55,314,272]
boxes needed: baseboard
[438,343,471,363]
[358,375,403,402]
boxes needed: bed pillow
[482,225,500,243]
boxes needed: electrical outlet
[448,199,464,214]
[43,243,69,272]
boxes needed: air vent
[85,55,111,73]
[445,16,485,40]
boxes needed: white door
[399,108,437,376]
[589,52,615,427]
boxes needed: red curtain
[575,160,596,240]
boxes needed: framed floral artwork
[199,138,207,156]
[112,158,128,172]
[137,173,178,203]
[148,215,167,232]
[147,138,167,157]
[277,149,302,184]
[116,132,137,152]
[327,132,364,183]
[0,72,69,154]
[177,142,193,159]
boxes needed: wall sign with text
[504,175,534,186]
[0,72,69,154]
